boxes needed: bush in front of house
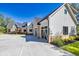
[50,35,79,47]
[63,36,77,43]
[50,36,65,47]
[63,36,79,45]
[69,36,76,40]
[75,36,79,40]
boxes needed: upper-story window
[64,9,67,14]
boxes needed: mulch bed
[51,39,79,47]
[64,38,79,45]
[75,39,79,41]
[64,40,77,45]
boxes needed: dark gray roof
[7,22,27,29]
[15,22,27,28]
[15,22,22,28]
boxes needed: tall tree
[0,14,4,26]
[0,14,15,33]
[5,17,15,26]
[71,3,79,11]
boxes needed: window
[29,29,32,32]
[70,26,75,35]
[64,9,67,14]
[24,30,26,32]
[63,26,68,35]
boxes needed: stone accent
[48,35,70,43]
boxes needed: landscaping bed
[62,41,79,56]
[50,36,79,55]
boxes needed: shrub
[69,36,76,40]
[64,36,77,42]
[64,38,70,42]
[76,36,79,40]
[0,26,7,33]
[51,36,65,47]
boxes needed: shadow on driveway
[21,35,48,43]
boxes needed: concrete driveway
[0,34,74,56]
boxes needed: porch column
[38,25,41,38]
[48,35,52,43]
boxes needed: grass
[62,41,79,56]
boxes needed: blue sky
[0,3,62,23]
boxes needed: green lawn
[62,41,79,56]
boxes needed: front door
[41,30,44,38]
[35,28,37,36]
[44,29,48,40]
[41,26,48,40]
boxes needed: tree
[5,17,15,26]
[0,26,7,33]
[0,14,5,26]
[0,14,7,33]
[71,3,79,11]
[0,14,15,33]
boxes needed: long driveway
[0,34,74,56]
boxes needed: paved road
[0,34,74,56]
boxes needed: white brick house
[38,4,77,43]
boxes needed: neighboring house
[37,3,77,43]
[27,22,33,35]
[7,22,27,34]
[7,22,16,34]
[15,22,27,34]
